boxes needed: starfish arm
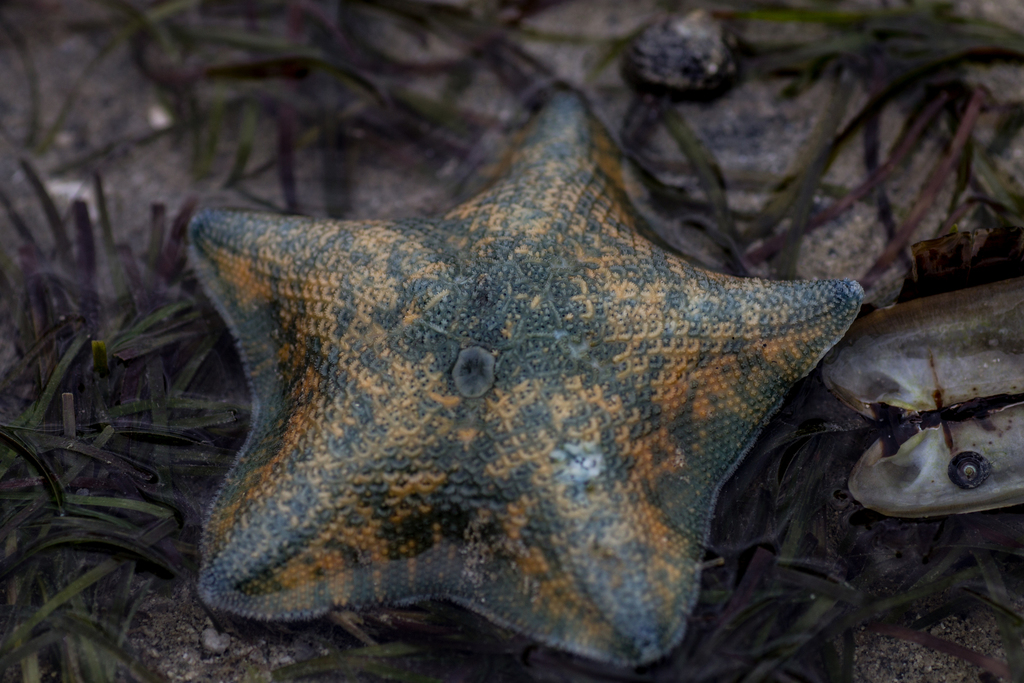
[189,211,454,563]
[445,92,645,257]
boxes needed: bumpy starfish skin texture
[191,92,863,665]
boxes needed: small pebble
[148,104,174,130]
[622,10,736,98]
[201,627,230,654]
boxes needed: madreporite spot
[453,346,496,398]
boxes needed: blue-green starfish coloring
[190,91,863,665]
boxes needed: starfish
[190,91,862,665]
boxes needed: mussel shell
[822,276,1024,416]
[848,403,1024,517]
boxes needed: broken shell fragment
[822,276,1024,416]
[825,275,1024,517]
[848,403,1024,517]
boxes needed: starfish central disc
[191,92,862,665]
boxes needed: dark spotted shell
[897,226,1024,302]
[622,10,736,98]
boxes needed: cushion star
[190,91,863,665]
